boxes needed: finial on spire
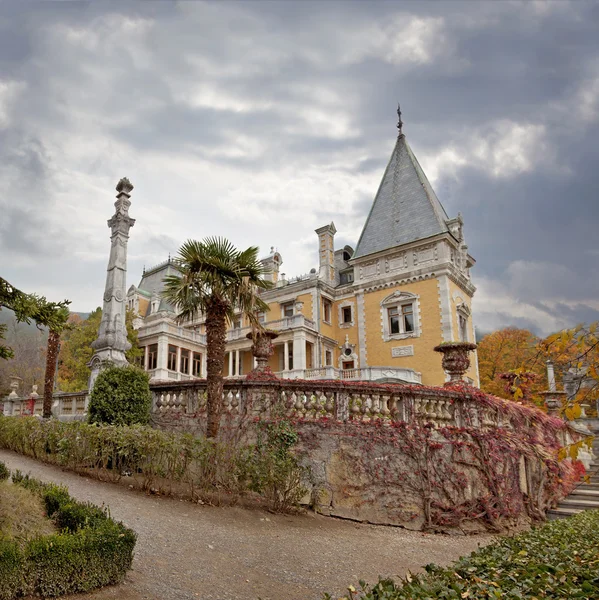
[397,103,403,137]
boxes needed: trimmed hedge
[327,509,599,600]
[0,471,136,599]
[88,364,151,426]
[0,416,307,512]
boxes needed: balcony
[139,321,207,345]
[227,314,316,342]
[275,366,422,384]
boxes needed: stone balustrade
[148,378,524,431]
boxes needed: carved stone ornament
[434,342,477,384]
[116,177,134,194]
[247,330,279,373]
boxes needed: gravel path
[0,450,493,600]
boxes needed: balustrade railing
[148,378,517,431]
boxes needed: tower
[315,222,337,285]
[88,178,136,390]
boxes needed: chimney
[315,222,337,285]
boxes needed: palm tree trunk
[43,329,60,418]
[205,298,228,438]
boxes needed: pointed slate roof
[353,134,450,259]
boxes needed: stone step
[547,507,583,520]
[559,498,599,509]
[568,488,599,497]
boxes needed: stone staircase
[548,434,599,520]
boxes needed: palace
[126,112,478,387]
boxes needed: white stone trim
[437,275,454,342]
[356,291,367,366]
[337,299,355,329]
[379,291,421,342]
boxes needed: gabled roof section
[353,134,450,259]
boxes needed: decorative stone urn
[434,342,477,384]
[246,329,279,375]
[539,391,567,417]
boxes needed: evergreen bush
[0,461,9,482]
[0,473,136,599]
[325,509,599,600]
[88,364,151,426]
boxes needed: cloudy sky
[1,1,598,336]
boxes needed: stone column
[144,345,149,370]
[293,331,307,372]
[156,335,169,379]
[284,341,290,371]
[89,178,135,390]
[228,351,234,377]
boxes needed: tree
[57,308,142,392]
[43,306,70,418]
[477,328,546,402]
[162,238,271,438]
[0,314,48,397]
[0,277,69,360]
[541,323,599,418]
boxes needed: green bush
[249,420,308,512]
[326,510,599,600]
[0,473,136,599]
[0,461,9,482]
[88,364,151,426]
[0,416,308,512]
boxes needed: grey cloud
[0,0,598,329]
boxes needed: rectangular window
[282,302,294,318]
[459,314,468,342]
[402,304,414,333]
[167,345,177,371]
[233,318,242,329]
[192,352,202,377]
[388,307,400,334]
[180,348,190,373]
[342,306,352,324]
[258,312,266,324]
[288,345,294,371]
[148,344,158,370]
[325,350,333,366]
[323,299,332,323]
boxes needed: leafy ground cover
[327,509,599,600]
[0,461,136,599]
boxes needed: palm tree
[162,238,271,438]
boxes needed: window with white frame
[342,306,352,324]
[456,303,471,342]
[323,298,332,323]
[380,291,420,341]
[281,302,294,318]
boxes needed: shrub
[88,364,151,426]
[0,416,308,512]
[0,474,136,599]
[325,509,599,600]
[0,462,9,482]
[249,420,308,512]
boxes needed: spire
[354,123,450,259]
[397,103,403,137]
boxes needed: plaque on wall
[392,345,414,357]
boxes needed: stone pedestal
[434,342,477,384]
[246,330,279,380]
